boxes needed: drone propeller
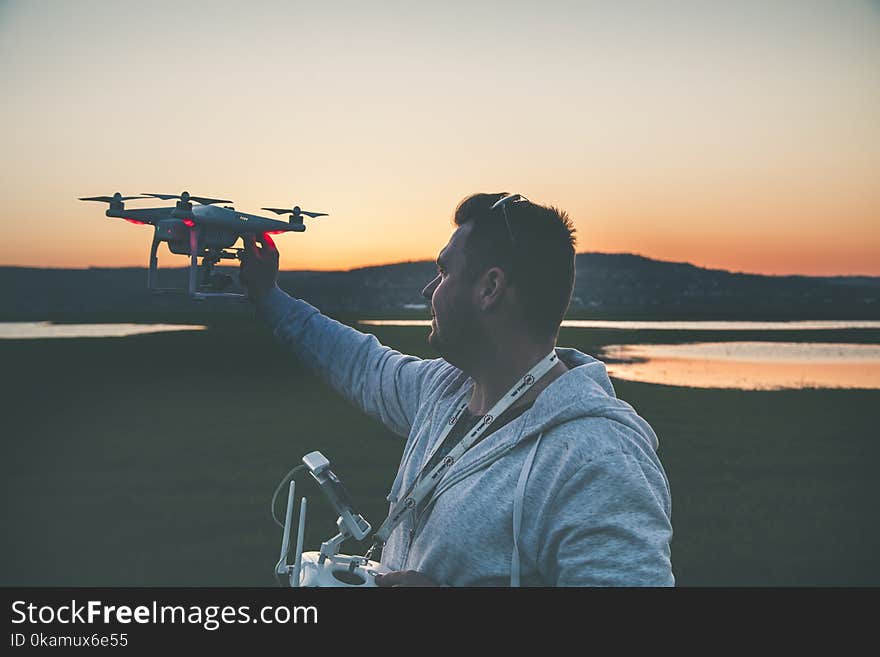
[79,192,148,203]
[261,205,329,219]
[141,191,233,205]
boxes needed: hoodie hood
[514,347,660,452]
[414,345,661,500]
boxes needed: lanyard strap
[373,350,558,545]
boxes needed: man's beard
[427,319,443,352]
[427,313,479,367]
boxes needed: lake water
[360,319,880,390]
[3,320,878,389]
[599,342,880,390]
[0,322,207,339]
[359,319,880,330]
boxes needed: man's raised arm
[240,233,447,438]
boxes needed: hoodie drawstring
[511,431,544,587]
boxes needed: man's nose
[421,275,439,300]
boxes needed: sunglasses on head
[490,193,530,247]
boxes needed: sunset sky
[1,0,878,275]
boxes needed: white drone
[79,191,327,299]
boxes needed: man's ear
[476,266,511,311]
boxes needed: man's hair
[453,192,577,340]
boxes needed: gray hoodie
[258,286,674,586]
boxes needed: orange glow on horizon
[2,2,878,278]
[2,195,878,276]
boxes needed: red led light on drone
[182,219,195,227]
[123,218,147,225]
[267,230,284,235]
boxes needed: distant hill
[1,253,878,321]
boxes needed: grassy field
[1,316,878,586]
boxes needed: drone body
[80,191,327,298]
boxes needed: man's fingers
[374,570,420,587]
[238,231,278,302]
[258,232,278,254]
[243,233,259,257]
[374,572,398,587]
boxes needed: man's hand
[374,570,440,587]
[239,232,279,303]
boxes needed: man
[240,192,674,586]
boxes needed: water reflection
[599,342,880,390]
[0,323,207,339]
[360,319,880,330]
